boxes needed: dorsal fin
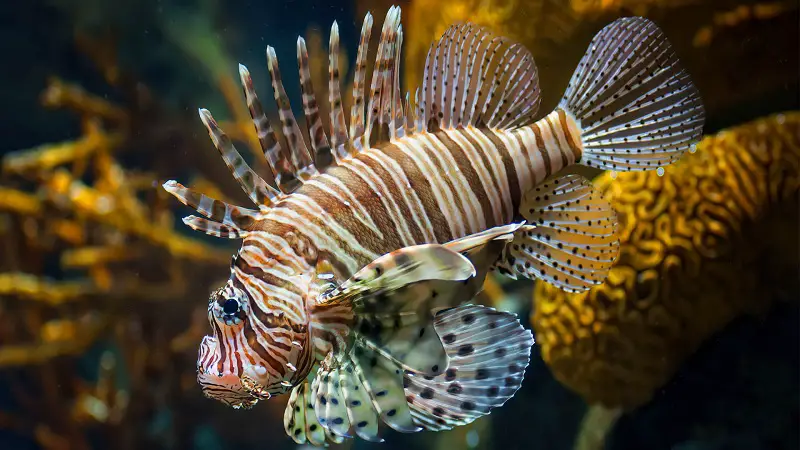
[238,64,300,194]
[364,6,403,147]
[266,46,319,181]
[197,109,281,209]
[328,21,350,162]
[349,12,374,153]
[420,24,541,132]
[162,180,261,239]
[297,37,335,172]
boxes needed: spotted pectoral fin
[404,304,534,430]
[339,358,383,441]
[284,380,344,445]
[322,224,520,377]
[310,357,359,440]
[497,174,620,293]
[319,243,472,378]
[351,343,422,434]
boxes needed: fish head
[196,276,313,407]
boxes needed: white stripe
[362,147,437,242]
[447,128,504,226]
[465,127,513,220]
[396,137,464,238]
[421,133,484,234]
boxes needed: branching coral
[532,112,800,410]
[0,31,252,449]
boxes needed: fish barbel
[163,5,704,445]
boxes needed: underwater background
[1,0,798,449]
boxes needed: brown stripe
[241,320,285,380]
[436,131,496,229]
[379,143,454,243]
[476,129,520,219]
[545,114,569,172]
[355,151,427,244]
[459,129,505,212]
[233,255,305,298]
[325,162,408,253]
[544,113,569,169]
[511,130,538,193]
[211,320,227,375]
[231,275,302,336]
[416,135,472,235]
[530,123,552,178]
[557,108,583,161]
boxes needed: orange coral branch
[41,77,128,124]
[0,187,42,215]
[0,273,95,305]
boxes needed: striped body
[254,109,583,278]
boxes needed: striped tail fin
[560,17,705,171]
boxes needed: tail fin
[560,17,705,171]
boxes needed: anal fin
[498,174,619,293]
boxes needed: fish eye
[222,298,240,315]
[211,291,247,326]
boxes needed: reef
[531,112,800,410]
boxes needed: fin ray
[421,24,541,131]
[559,17,705,171]
[266,46,319,180]
[197,109,279,209]
[404,304,534,430]
[349,12,374,152]
[500,174,619,292]
[238,64,298,194]
[328,21,350,162]
[297,37,335,171]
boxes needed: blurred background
[0,0,798,449]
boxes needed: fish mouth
[196,335,260,409]
[197,368,260,409]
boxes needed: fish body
[259,109,581,274]
[164,5,704,445]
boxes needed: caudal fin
[560,17,705,171]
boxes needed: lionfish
[163,5,704,445]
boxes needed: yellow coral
[532,113,800,409]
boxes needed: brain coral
[532,112,800,409]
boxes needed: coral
[531,112,800,409]
[0,30,260,450]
